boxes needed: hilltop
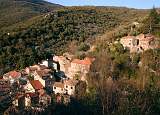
[0,0,63,29]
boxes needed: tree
[78,43,90,52]
[88,50,119,115]
[141,7,160,34]
[75,81,87,100]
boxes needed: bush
[78,43,90,52]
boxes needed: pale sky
[46,0,160,9]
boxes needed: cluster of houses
[0,53,95,111]
[120,34,158,53]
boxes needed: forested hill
[0,7,148,75]
[0,0,63,29]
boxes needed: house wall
[25,67,30,74]
[53,86,64,94]
[40,61,49,67]
[120,38,133,49]
[12,99,18,106]
[70,63,90,74]
[25,97,31,107]
[53,63,58,71]
[64,85,75,95]
[24,82,35,93]
[33,72,45,87]
[120,35,155,53]
[39,95,51,106]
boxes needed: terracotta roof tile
[30,80,44,90]
[36,69,51,77]
[72,57,95,65]
[64,80,78,86]
[54,82,64,88]
[8,71,21,78]
[27,93,38,97]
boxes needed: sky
[46,0,160,9]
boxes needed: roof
[137,34,154,41]
[28,67,37,71]
[53,82,64,88]
[39,65,48,70]
[26,93,38,97]
[121,35,135,40]
[15,93,24,99]
[64,80,79,86]
[53,56,65,61]
[15,93,38,98]
[121,34,155,42]
[72,57,95,65]
[30,80,44,90]
[29,64,48,70]
[36,69,51,77]
[8,71,21,78]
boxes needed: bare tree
[88,50,119,115]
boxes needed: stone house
[12,92,50,108]
[0,79,10,99]
[33,69,54,88]
[53,82,64,94]
[64,79,79,95]
[120,34,156,53]
[53,56,71,73]
[3,71,21,84]
[24,81,35,93]
[53,79,79,96]
[68,57,95,79]
[12,93,32,108]
[25,65,48,74]
[30,80,44,95]
[39,93,51,107]
[39,59,54,68]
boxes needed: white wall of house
[53,63,58,71]
[64,85,75,95]
[25,67,30,74]
[70,63,90,75]
[120,38,133,49]
[12,99,18,107]
[24,82,35,93]
[25,96,31,107]
[53,86,64,94]
[40,60,49,67]
[12,97,31,107]
[33,72,45,87]
[120,35,155,53]
[3,75,20,85]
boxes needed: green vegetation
[0,7,147,75]
[0,0,62,30]
[140,7,160,36]
[0,1,160,114]
[84,8,160,115]
[78,43,90,52]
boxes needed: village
[0,33,159,113]
[0,52,95,112]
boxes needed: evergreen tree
[141,7,160,34]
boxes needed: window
[61,88,63,91]
[54,87,56,89]
[66,86,68,88]
[71,87,73,89]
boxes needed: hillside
[0,0,63,29]
[0,6,148,74]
